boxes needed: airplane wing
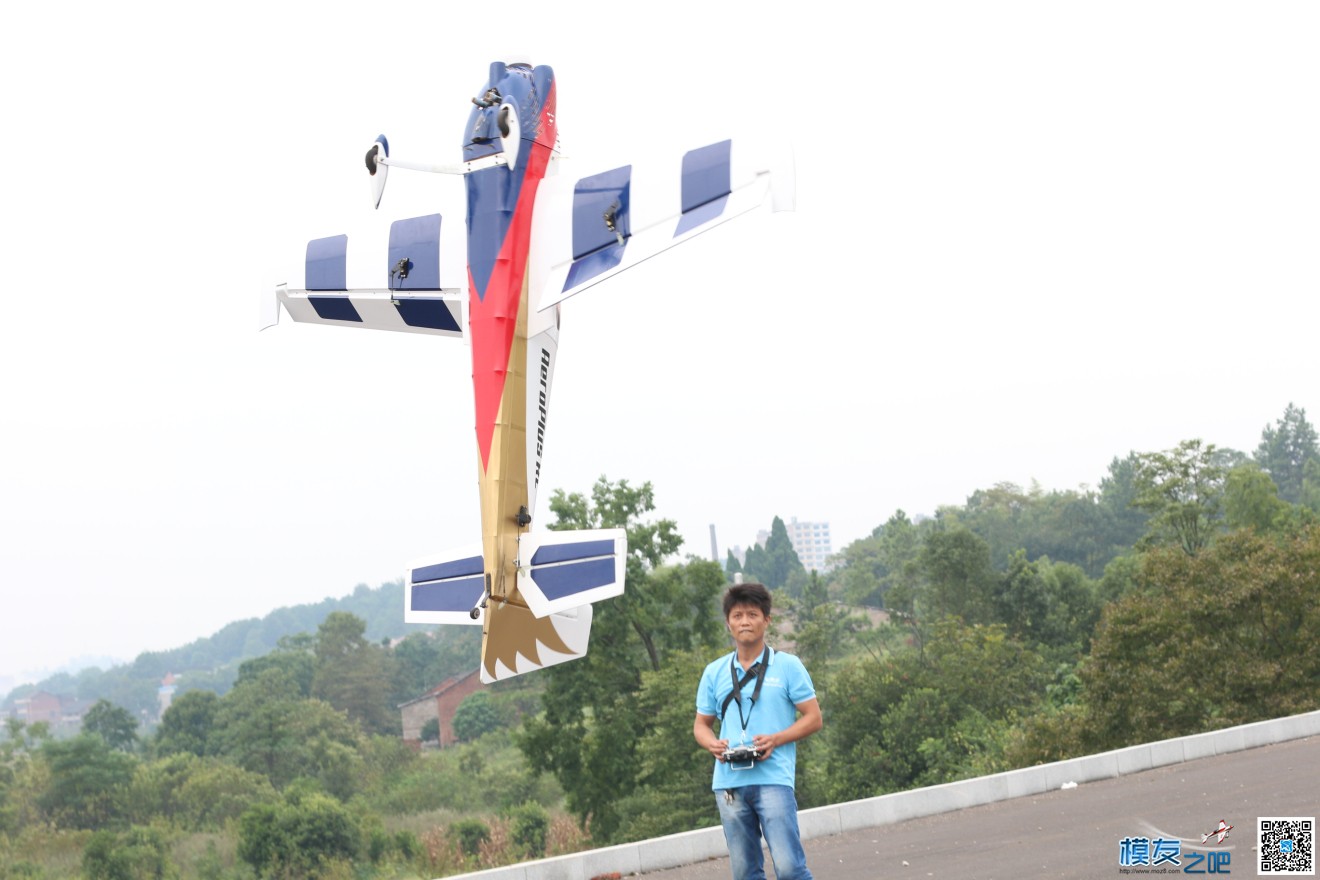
[528,138,794,315]
[262,213,464,337]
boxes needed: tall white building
[785,517,833,573]
[755,517,834,573]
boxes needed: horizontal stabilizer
[405,544,486,625]
[516,528,627,618]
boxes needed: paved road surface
[639,736,1318,879]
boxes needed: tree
[1224,463,1291,533]
[391,629,480,706]
[993,552,1099,652]
[789,570,865,672]
[1077,525,1320,751]
[505,801,550,859]
[607,649,721,841]
[1255,403,1320,505]
[82,825,170,880]
[452,692,504,742]
[154,690,218,758]
[836,511,926,610]
[724,549,743,582]
[82,699,139,752]
[1097,453,1151,555]
[237,633,315,697]
[825,618,1048,800]
[518,478,725,843]
[742,516,805,590]
[38,734,138,829]
[311,612,398,735]
[1133,439,1226,555]
[918,526,996,624]
[210,667,366,797]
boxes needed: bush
[419,718,440,744]
[82,825,171,880]
[451,692,504,742]
[237,793,359,878]
[505,801,549,859]
[449,819,490,858]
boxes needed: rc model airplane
[263,59,793,681]
[1201,820,1233,845]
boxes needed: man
[694,582,822,880]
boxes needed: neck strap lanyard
[720,646,771,734]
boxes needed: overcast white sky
[1,1,1316,689]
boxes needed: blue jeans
[715,785,813,880]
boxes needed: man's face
[726,602,770,647]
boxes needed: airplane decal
[266,59,792,681]
[1201,820,1233,845]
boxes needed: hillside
[1,579,425,721]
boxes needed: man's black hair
[723,582,772,619]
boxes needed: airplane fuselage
[460,61,567,675]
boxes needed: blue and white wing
[263,213,464,338]
[529,138,794,313]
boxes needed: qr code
[1259,817,1314,875]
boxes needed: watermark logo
[1118,820,1233,874]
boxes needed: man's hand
[751,732,779,761]
[694,713,729,760]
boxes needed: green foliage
[154,690,219,758]
[1133,439,1226,555]
[742,516,805,591]
[209,670,365,798]
[311,613,399,736]
[418,718,440,744]
[993,552,1099,652]
[452,692,504,743]
[825,618,1049,800]
[82,700,140,752]
[837,511,924,610]
[81,825,172,880]
[504,801,549,859]
[786,572,869,672]
[610,650,718,842]
[1254,403,1319,505]
[236,636,315,698]
[237,792,359,879]
[449,818,490,858]
[1076,525,1320,751]
[38,734,138,829]
[1224,462,1292,533]
[391,630,481,707]
[918,526,997,624]
[2,580,418,724]
[724,549,742,581]
[521,478,727,844]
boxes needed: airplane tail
[404,528,626,682]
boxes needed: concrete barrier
[445,708,1320,880]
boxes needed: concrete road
[639,735,1318,879]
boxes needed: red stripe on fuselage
[468,84,558,470]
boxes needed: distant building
[10,690,92,734]
[158,673,179,718]
[784,517,834,573]
[398,670,483,748]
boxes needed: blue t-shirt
[696,646,816,791]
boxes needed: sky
[1,1,1316,690]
